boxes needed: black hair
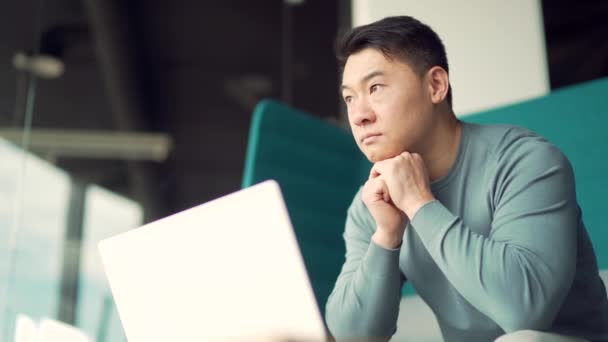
[336,16,452,106]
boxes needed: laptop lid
[98,180,326,342]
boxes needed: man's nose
[351,99,376,126]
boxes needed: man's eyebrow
[339,70,385,92]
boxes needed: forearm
[325,241,402,339]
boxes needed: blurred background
[0,0,607,341]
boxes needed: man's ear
[427,66,450,104]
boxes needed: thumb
[373,177,391,203]
[382,182,390,203]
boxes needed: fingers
[369,167,380,180]
[381,180,390,202]
[369,151,425,183]
[363,176,391,203]
[369,161,384,180]
[369,158,392,180]
[372,178,389,202]
[399,151,421,161]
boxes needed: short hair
[336,16,452,106]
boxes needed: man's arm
[410,142,577,332]
[325,190,405,340]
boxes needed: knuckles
[372,151,424,178]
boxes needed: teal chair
[242,77,608,314]
[242,100,370,309]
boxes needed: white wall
[352,0,550,116]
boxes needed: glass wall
[0,138,69,339]
[0,138,142,341]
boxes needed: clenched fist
[362,173,407,249]
[371,151,435,218]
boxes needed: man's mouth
[361,133,382,145]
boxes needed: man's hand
[371,152,435,219]
[362,173,407,249]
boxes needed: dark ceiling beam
[82,0,165,221]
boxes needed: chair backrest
[242,100,369,307]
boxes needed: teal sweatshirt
[325,123,608,341]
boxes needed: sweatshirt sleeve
[410,138,578,333]
[325,189,406,340]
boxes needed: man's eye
[370,84,382,93]
[344,96,353,104]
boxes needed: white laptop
[98,180,327,342]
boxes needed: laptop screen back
[98,180,326,342]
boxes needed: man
[325,16,608,342]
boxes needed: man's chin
[364,148,401,163]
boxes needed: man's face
[341,48,435,162]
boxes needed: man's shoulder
[467,123,561,161]
[466,122,536,148]
[468,123,571,177]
